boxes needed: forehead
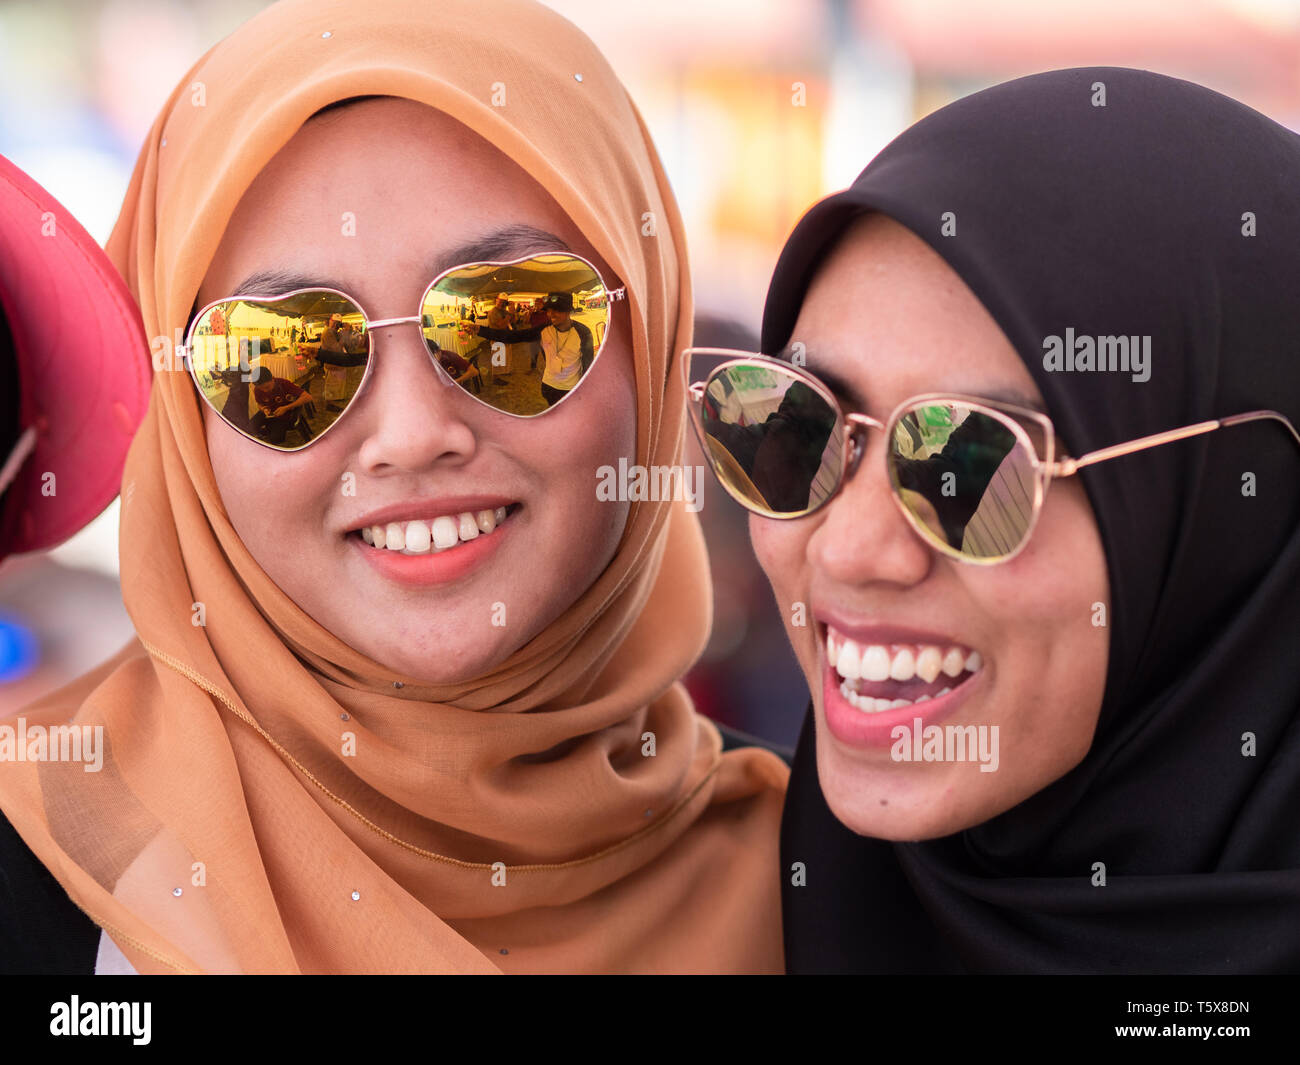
[789,214,1041,410]
[232,98,540,218]
[197,97,597,306]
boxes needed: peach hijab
[0,0,787,973]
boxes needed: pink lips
[813,609,976,651]
[355,523,510,586]
[821,664,979,748]
[816,611,984,750]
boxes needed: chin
[827,794,994,842]
[813,714,1018,841]
[817,769,996,841]
[353,629,500,686]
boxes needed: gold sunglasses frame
[184,252,627,452]
[683,347,1300,565]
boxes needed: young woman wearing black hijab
[686,67,1300,973]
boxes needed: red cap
[0,153,151,562]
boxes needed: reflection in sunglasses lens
[420,254,610,417]
[697,364,841,515]
[890,403,1035,559]
[190,291,370,452]
[191,254,614,450]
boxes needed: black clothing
[0,809,100,974]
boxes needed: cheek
[559,336,637,465]
[749,513,815,636]
[749,514,790,594]
[522,339,637,547]
[203,408,338,564]
[996,480,1110,628]
[980,478,1110,758]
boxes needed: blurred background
[2,0,1299,744]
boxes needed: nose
[807,425,934,587]
[353,320,478,475]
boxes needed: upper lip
[814,606,976,651]
[345,495,517,533]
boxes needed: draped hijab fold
[0,0,787,974]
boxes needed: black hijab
[766,68,1300,974]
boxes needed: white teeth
[831,625,976,713]
[915,646,942,684]
[362,507,513,551]
[861,645,891,682]
[404,520,431,553]
[839,681,880,713]
[941,647,965,677]
[888,647,916,681]
[827,628,983,689]
[836,640,861,680]
[838,679,923,715]
[431,515,459,550]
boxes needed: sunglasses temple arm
[1051,409,1300,477]
[1222,409,1300,447]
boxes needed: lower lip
[820,646,980,750]
[353,517,511,586]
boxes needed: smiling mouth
[354,504,519,555]
[824,624,983,714]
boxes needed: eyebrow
[229,224,573,296]
[787,349,1046,414]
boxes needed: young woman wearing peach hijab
[0,0,788,974]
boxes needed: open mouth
[824,623,982,714]
[353,503,520,556]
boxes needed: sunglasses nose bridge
[842,413,885,480]
[364,314,424,331]
[363,314,462,391]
